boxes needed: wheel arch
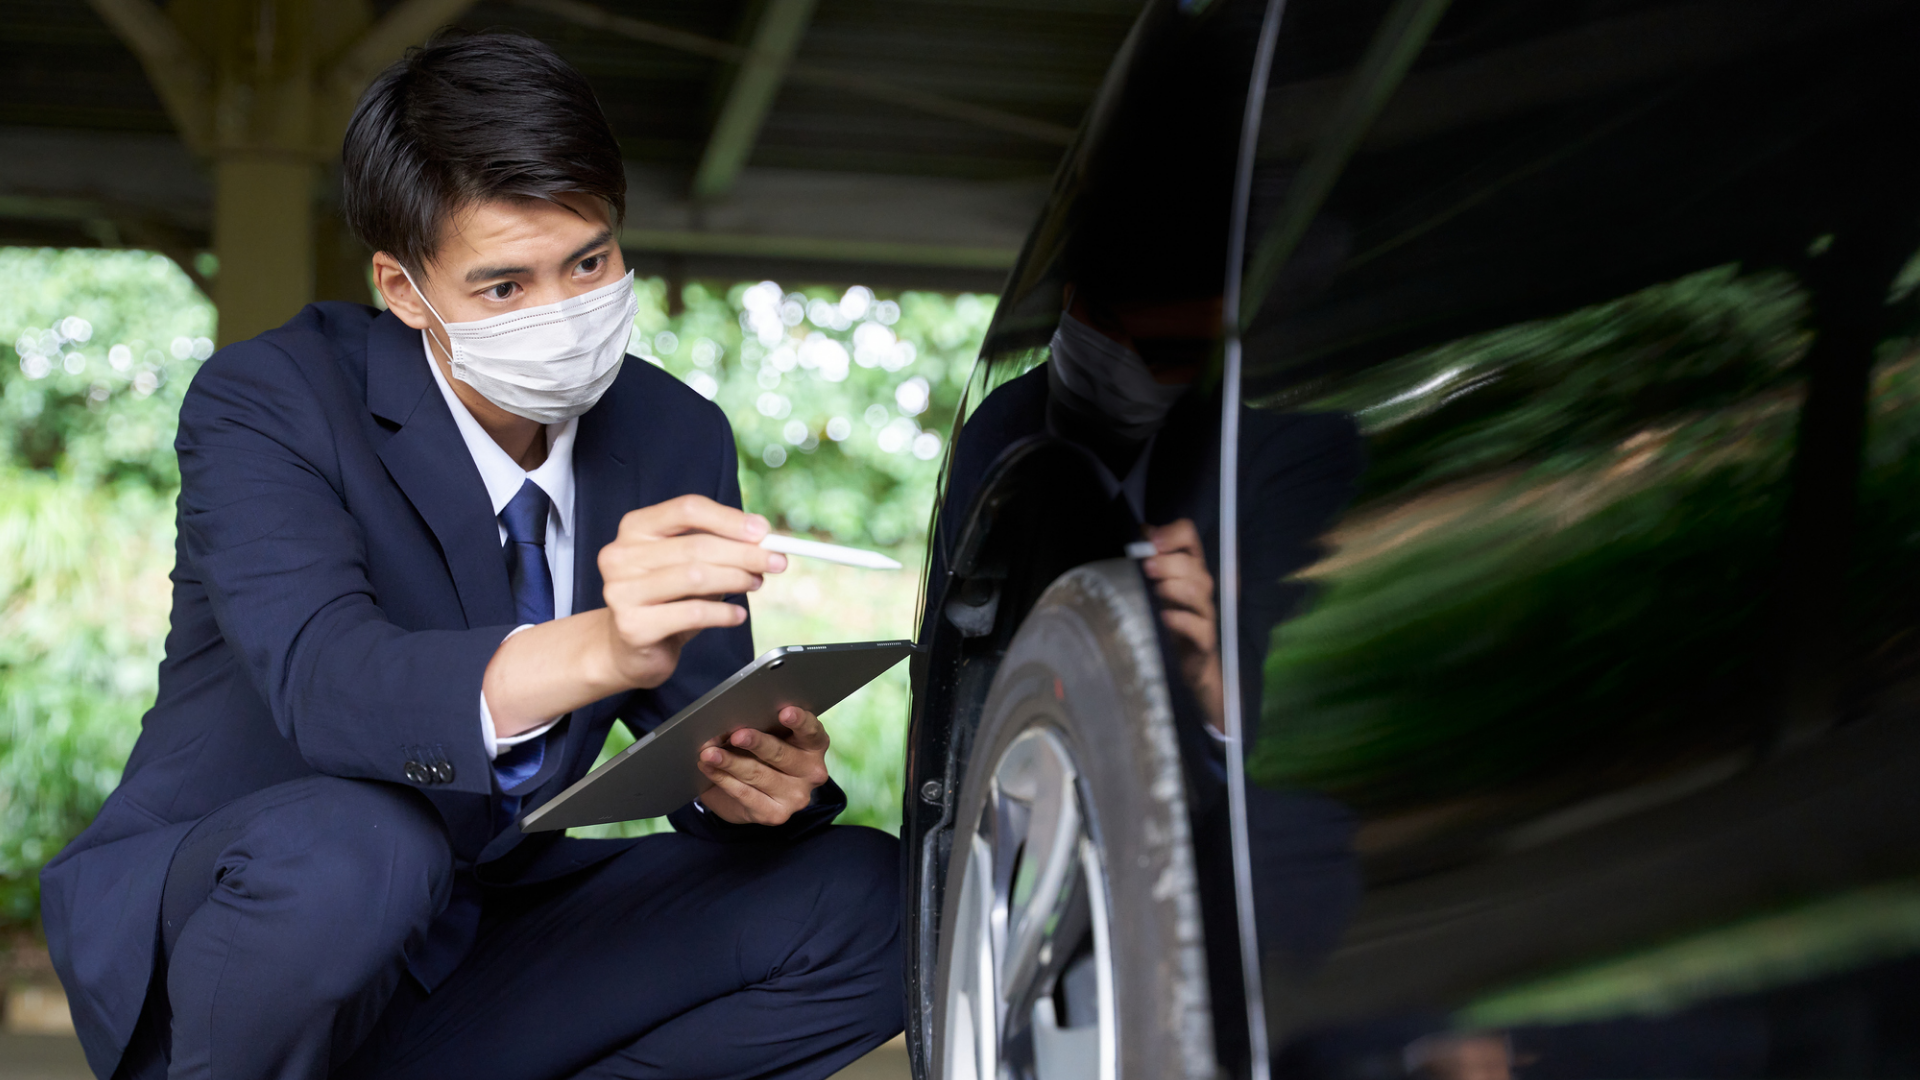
[903,436,1147,1073]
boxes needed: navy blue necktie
[500,479,556,625]
[494,479,553,827]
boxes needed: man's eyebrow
[564,230,615,267]
[465,263,530,283]
[461,230,613,284]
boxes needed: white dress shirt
[423,331,573,760]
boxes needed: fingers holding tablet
[775,706,831,752]
[697,707,831,825]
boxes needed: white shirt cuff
[480,624,562,761]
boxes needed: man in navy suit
[40,31,902,1080]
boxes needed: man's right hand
[595,495,787,689]
[482,495,784,739]
[1142,518,1225,730]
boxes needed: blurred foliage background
[0,248,989,929]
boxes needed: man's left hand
[696,707,831,825]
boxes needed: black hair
[341,30,626,274]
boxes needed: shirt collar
[422,329,576,536]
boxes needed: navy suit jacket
[40,303,841,1075]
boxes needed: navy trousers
[113,777,904,1080]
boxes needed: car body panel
[911,0,1920,1075]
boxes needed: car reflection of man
[988,281,1363,751]
[1044,279,1366,963]
[39,32,900,1080]
[933,278,1367,1072]
[1047,288,1232,726]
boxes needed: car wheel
[931,559,1215,1080]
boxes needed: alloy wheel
[942,726,1117,1080]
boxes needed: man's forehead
[432,195,611,272]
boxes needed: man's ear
[370,252,435,331]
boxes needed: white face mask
[1048,310,1188,442]
[403,266,639,425]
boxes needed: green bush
[0,247,213,491]
[631,279,991,547]
[0,248,209,924]
[0,473,173,923]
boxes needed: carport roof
[0,0,1144,293]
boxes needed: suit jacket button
[432,761,456,784]
[404,761,430,784]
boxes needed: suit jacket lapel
[570,398,631,617]
[365,311,515,630]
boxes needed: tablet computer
[519,640,915,832]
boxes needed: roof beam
[692,0,818,203]
[0,193,214,294]
[515,0,1073,146]
[321,0,480,124]
[85,0,215,150]
[89,0,477,156]
[620,227,1018,270]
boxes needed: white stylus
[759,533,903,570]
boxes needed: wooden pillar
[86,0,477,342]
[212,154,318,344]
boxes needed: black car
[901,1,1920,1077]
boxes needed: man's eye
[488,282,515,300]
[578,255,604,274]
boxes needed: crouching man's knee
[156,779,453,1076]
[800,826,905,1039]
[292,776,453,914]
[172,777,454,981]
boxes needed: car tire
[930,559,1215,1080]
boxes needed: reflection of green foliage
[1249,459,1783,807]
[1250,265,1819,805]
[1462,878,1920,1027]
[1249,262,1920,811]
[1321,265,1807,501]
[0,250,971,929]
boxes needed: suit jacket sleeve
[174,339,505,796]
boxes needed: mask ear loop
[397,264,459,371]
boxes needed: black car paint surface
[907,0,1920,1076]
